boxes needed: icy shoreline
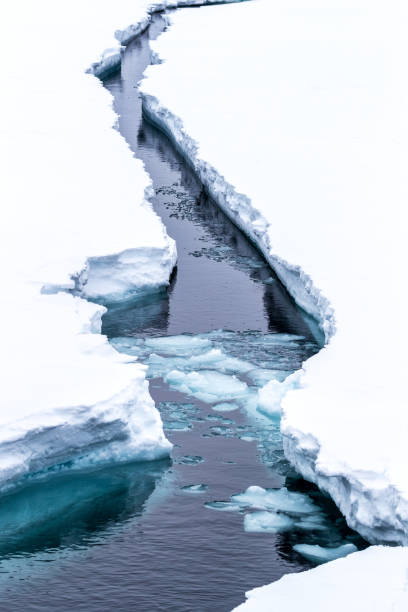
[0,0,183,490]
[140,0,408,548]
[141,95,331,345]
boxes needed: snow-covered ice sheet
[0,0,186,489]
[234,546,408,612]
[141,0,408,545]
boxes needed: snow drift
[233,546,408,612]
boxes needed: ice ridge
[141,93,333,344]
[283,429,408,545]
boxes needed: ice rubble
[140,0,408,550]
[112,330,312,416]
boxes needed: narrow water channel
[0,10,366,612]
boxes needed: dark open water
[0,10,365,612]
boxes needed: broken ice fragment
[293,543,357,564]
[164,369,249,404]
[209,426,232,437]
[205,501,242,512]
[145,335,211,356]
[231,486,318,516]
[178,455,204,465]
[187,348,255,374]
[237,432,258,442]
[212,402,239,412]
[244,511,294,533]
[163,420,192,432]
[181,484,208,493]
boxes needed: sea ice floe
[187,349,255,374]
[205,501,243,512]
[212,402,239,412]
[209,426,233,437]
[244,511,294,533]
[164,370,250,404]
[206,415,233,424]
[231,486,318,516]
[145,335,211,356]
[163,420,191,432]
[238,433,258,442]
[293,543,358,564]
[177,455,204,465]
[181,484,208,493]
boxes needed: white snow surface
[140,0,408,545]
[233,546,408,612]
[0,0,188,488]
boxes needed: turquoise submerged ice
[293,543,358,563]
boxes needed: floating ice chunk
[209,426,233,436]
[205,501,242,512]
[144,335,211,356]
[164,370,249,404]
[187,349,255,374]
[220,417,234,425]
[163,420,191,432]
[244,511,294,533]
[213,402,239,412]
[81,246,177,304]
[206,414,233,424]
[181,484,208,493]
[178,455,204,465]
[238,433,258,442]
[255,334,304,346]
[158,401,197,415]
[231,486,318,516]
[293,543,358,564]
